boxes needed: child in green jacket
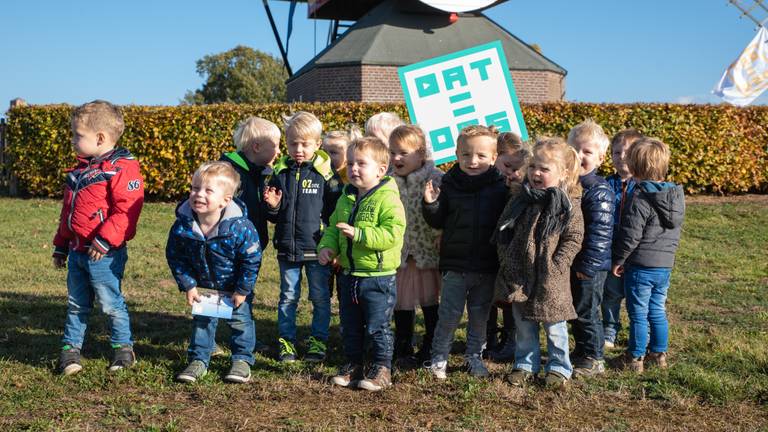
[318,137,406,392]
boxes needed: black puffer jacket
[422,165,508,274]
[613,181,685,268]
[220,151,271,251]
[573,170,615,277]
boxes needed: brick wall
[288,65,565,103]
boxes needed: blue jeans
[512,304,572,378]
[277,259,331,342]
[62,248,132,349]
[337,274,396,368]
[570,270,607,362]
[624,265,671,358]
[601,273,624,343]
[431,272,494,361]
[188,294,255,366]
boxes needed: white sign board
[398,40,528,165]
[418,0,497,13]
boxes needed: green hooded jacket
[317,177,406,277]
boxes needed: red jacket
[53,147,144,256]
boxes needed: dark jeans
[569,270,607,362]
[337,273,397,369]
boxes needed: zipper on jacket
[96,208,105,223]
[376,251,383,272]
[471,191,480,267]
[203,241,220,291]
[292,167,300,261]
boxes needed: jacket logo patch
[301,179,320,195]
[127,179,141,191]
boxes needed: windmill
[727,0,768,27]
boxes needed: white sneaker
[604,340,615,350]
[428,359,447,380]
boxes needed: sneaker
[544,371,568,389]
[278,338,297,362]
[212,343,227,357]
[645,352,668,369]
[304,336,327,363]
[357,365,392,391]
[108,345,136,372]
[330,363,364,388]
[506,369,533,386]
[610,351,644,373]
[224,360,252,383]
[604,340,615,350]
[59,345,83,376]
[573,357,606,378]
[464,354,490,378]
[177,360,207,383]
[489,336,516,363]
[427,359,447,380]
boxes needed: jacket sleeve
[52,188,73,258]
[317,200,341,255]
[421,189,448,229]
[574,186,615,277]
[264,174,282,223]
[612,194,651,266]
[322,173,342,226]
[233,221,262,296]
[354,197,406,251]
[552,203,585,274]
[165,227,198,292]
[93,159,144,253]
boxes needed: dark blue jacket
[605,174,636,238]
[266,151,343,261]
[220,151,272,251]
[166,198,262,295]
[573,170,615,277]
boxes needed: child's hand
[576,271,591,280]
[263,186,283,208]
[611,264,624,278]
[336,223,356,239]
[87,245,105,262]
[231,292,246,308]
[52,256,67,269]
[185,288,201,306]
[424,179,440,204]
[318,248,337,265]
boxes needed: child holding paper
[166,161,262,384]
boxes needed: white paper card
[191,292,234,319]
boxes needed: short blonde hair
[284,111,322,141]
[233,117,281,151]
[626,137,670,181]
[531,136,582,196]
[567,119,610,154]
[348,136,390,167]
[457,124,499,150]
[192,161,241,196]
[365,112,404,144]
[497,132,531,161]
[389,124,427,158]
[323,125,362,149]
[71,100,125,142]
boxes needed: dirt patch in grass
[685,194,768,204]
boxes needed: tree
[183,46,288,104]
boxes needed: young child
[494,137,584,388]
[322,126,361,184]
[602,129,643,349]
[388,125,443,367]
[422,125,508,379]
[566,120,615,377]
[53,100,144,375]
[611,138,685,373]
[167,162,262,383]
[364,112,404,147]
[486,132,531,362]
[263,111,342,363]
[318,137,406,391]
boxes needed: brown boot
[610,351,644,373]
[357,365,392,391]
[330,363,364,388]
[645,352,668,369]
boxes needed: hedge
[4,102,768,200]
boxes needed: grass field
[0,197,766,431]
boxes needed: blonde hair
[389,124,427,158]
[284,111,322,141]
[192,161,241,196]
[323,125,362,149]
[71,100,125,143]
[348,136,390,167]
[531,136,582,196]
[567,119,610,154]
[365,112,404,144]
[626,137,670,181]
[233,117,281,151]
[611,128,644,150]
[497,132,531,161]
[457,124,499,150]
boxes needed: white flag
[713,27,768,106]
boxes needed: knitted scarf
[494,185,573,245]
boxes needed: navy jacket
[220,151,272,251]
[573,170,615,277]
[605,174,636,239]
[266,151,343,261]
[422,165,508,274]
[166,198,262,295]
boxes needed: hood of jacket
[638,181,684,229]
[175,197,248,238]
[273,149,334,181]
[442,164,504,192]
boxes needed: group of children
[52,100,685,390]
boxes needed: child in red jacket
[52,100,144,376]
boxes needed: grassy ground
[0,197,766,431]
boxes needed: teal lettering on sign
[470,58,492,81]
[429,127,454,152]
[415,73,440,98]
[455,119,479,132]
[442,66,468,91]
[485,111,511,132]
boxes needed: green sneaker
[177,360,207,383]
[304,336,327,363]
[224,360,252,384]
[278,338,297,362]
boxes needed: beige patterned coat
[394,161,443,269]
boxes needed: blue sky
[2,0,767,109]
